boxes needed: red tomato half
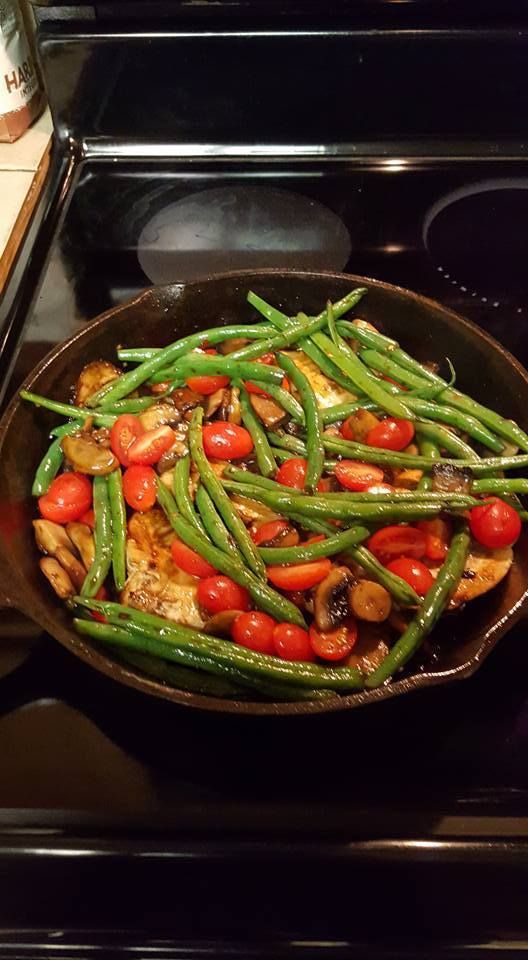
[170,538,217,578]
[197,575,251,615]
[417,518,451,562]
[251,519,300,547]
[110,415,143,467]
[122,465,157,511]
[469,497,522,549]
[386,557,434,596]
[186,375,230,396]
[366,418,415,451]
[340,417,356,441]
[309,622,357,661]
[367,525,426,562]
[273,623,314,661]
[232,611,276,654]
[334,460,385,492]
[266,558,331,591]
[79,509,95,528]
[275,458,328,492]
[127,425,176,465]
[202,423,254,460]
[38,472,92,524]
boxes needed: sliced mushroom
[66,522,95,570]
[394,468,423,490]
[205,609,244,637]
[75,360,121,406]
[349,580,391,622]
[138,401,180,432]
[221,386,242,425]
[346,624,391,674]
[170,387,203,415]
[206,388,229,418]
[313,566,355,633]
[218,338,249,355]
[157,438,188,474]
[33,519,73,556]
[159,469,175,490]
[39,557,75,599]
[62,434,119,475]
[55,546,87,591]
[431,462,473,495]
[249,394,287,429]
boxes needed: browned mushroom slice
[249,394,287,429]
[33,519,73,556]
[346,623,391,674]
[138,401,181,432]
[62,434,119,475]
[218,338,250,355]
[75,361,121,406]
[55,546,87,591]
[156,438,188,474]
[170,387,203,416]
[221,387,242,425]
[39,557,75,599]
[349,580,391,622]
[66,521,95,570]
[206,388,229,418]
[313,566,355,633]
[431,462,473,495]
[205,610,244,637]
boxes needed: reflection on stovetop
[4,156,528,829]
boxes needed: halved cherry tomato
[122,465,157,511]
[170,538,217,578]
[79,509,95,528]
[127,425,176,465]
[275,458,328,492]
[110,414,143,467]
[202,422,254,460]
[309,622,357,661]
[38,472,92,524]
[251,519,300,548]
[335,460,385,492]
[417,518,451,562]
[266,558,331,591]
[186,375,230,396]
[232,611,276,654]
[367,525,426,562]
[386,557,434,596]
[366,418,415,451]
[469,497,521,549]
[244,353,277,397]
[273,623,314,661]
[197,575,251,615]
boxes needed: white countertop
[0,107,53,268]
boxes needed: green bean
[31,421,82,496]
[298,338,362,394]
[414,422,478,460]
[336,319,397,351]
[116,647,247,698]
[221,479,473,522]
[270,447,338,471]
[366,523,470,687]
[417,438,440,492]
[149,356,285,386]
[472,478,528,495]
[73,599,363,691]
[358,349,431,390]
[20,391,115,426]
[345,332,528,452]
[248,380,305,424]
[224,310,332,363]
[322,400,377,425]
[267,431,307,455]
[81,476,113,597]
[98,396,166,415]
[277,352,323,493]
[195,484,233,553]
[247,287,368,331]
[157,481,306,626]
[49,420,85,439]
[259,525,369,563]
[322,435,523,474]
[117,324,277,365]
[349,545,420,606]
[76,618,333,701]
[173,455,206,536]
[107,469,127,591]
[238,385,278,478]
[189,407,265,579]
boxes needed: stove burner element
[137,185,351,283]
[423,179,528,309]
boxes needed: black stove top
[3,6,528,951]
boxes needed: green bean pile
[23,286,528,704]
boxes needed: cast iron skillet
[0,269,527,716]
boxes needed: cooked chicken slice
[429,545,513,608]
[282,351,357,408]
[121,509,206,629]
